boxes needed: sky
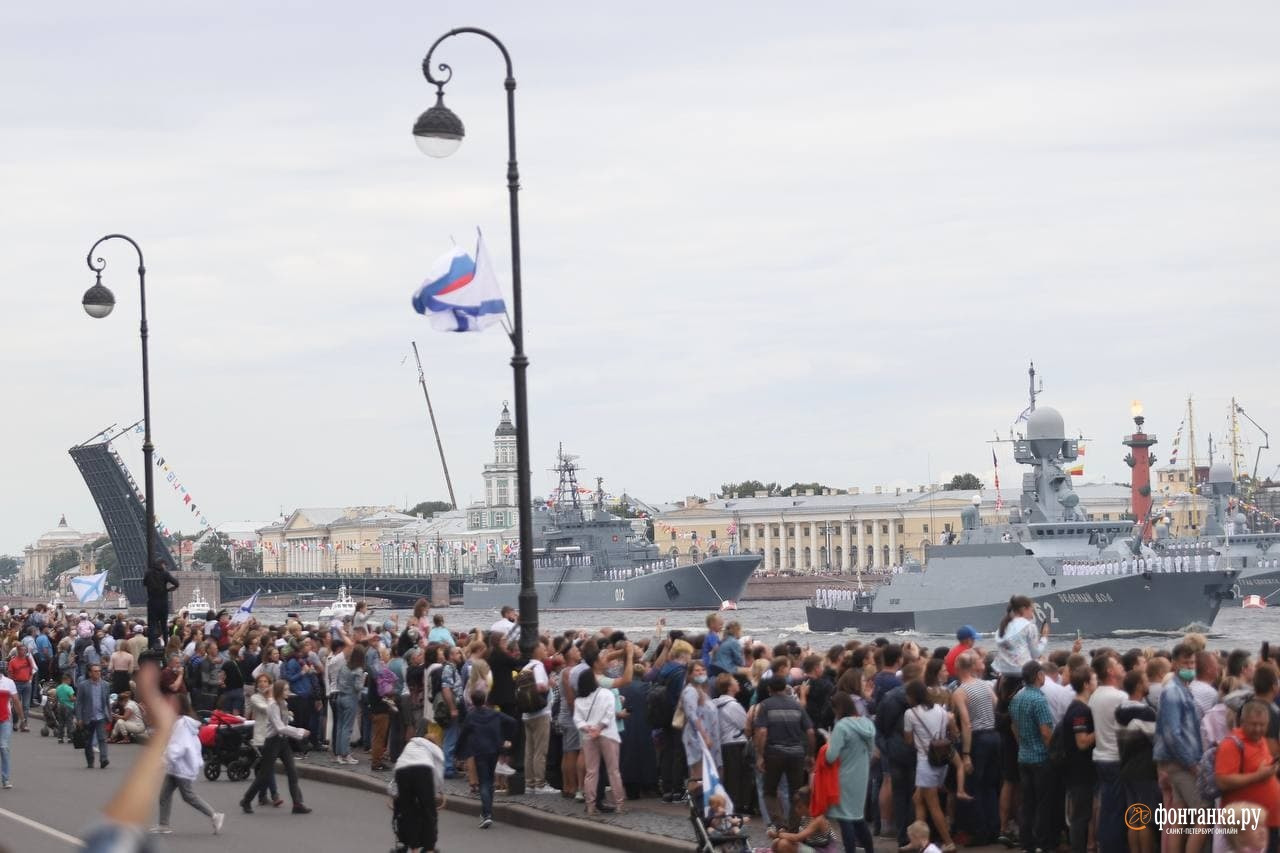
[2,2,1277,553]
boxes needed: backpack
[427,665,451,727]
[1196,735,1244,802]
[912,707,954,768]
[377,666,398,698]
[515,666,548,714]
[647,681,675,729]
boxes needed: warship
[807,381,1237,636]
[1153,463,1280,604]
[464,450,760,611]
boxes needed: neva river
[250,599,1280,653]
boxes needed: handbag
[672,692,686,731]
[914,708,954,767]
[71,724,89,749]
[584,691,607,739]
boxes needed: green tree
[89,537,122,589]
[779,482,831,496]
[404,500,454,518]
[194,534,232,573]
[719,480,781,498]
[944,473,984,491]
[45,548,81,587]
[0,556,17,578]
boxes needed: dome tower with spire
[478,402,518,530]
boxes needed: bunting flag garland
[992,448,1004,511]
[1169,418,1186,467]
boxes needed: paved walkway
[0,727,611,852]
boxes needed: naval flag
[700,738,733,817]
[230,590,261,624]
[70,571,108,604]
[411,230,508,332]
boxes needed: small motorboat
[318,585,360,620]
[182,586,212,618]
[1243,594,1266,610]
[719,600,738,611]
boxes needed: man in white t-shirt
[1088,654,1127,853]
[490,606,519,643]
[519,641,557,794]
[0,663,18,788]
[1040,662,1075,725]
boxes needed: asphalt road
[0,729,611,852]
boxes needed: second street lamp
[82,233,166,647]
[413,28,538,663]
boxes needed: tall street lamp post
[81,234,162,640]
[413,27,537,661]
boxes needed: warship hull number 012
[808,396,1236,637]
[465,449,760,612]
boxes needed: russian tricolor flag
[411,231,508,332]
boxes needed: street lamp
[414,27,537,661]
[83,234,164,644]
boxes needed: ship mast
[1230,396,1244,484]
[1028,361,1039,413]
[1187,395,1198,530]
[411,341,458,510]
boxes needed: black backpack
[646,670,682,728]
[515,668,548,714]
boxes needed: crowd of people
[6,591,1280,853]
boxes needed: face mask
[1178,668,1195,682]
[693,674,708,685]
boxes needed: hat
[382,620,395,632]
[956,625,978,642]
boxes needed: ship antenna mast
[410,341,458,510]
[1187,395,1198,530]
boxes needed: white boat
[318,585,359,621]
[181,586,212,617]
[1243,594,1266,609]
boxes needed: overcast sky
[2,2,1277,553]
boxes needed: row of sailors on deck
[1058,554,1275,575]
[814,587,868,607]
[598,561,677,580]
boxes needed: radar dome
[1026,407,1066,441]
[1209,463,1233,484]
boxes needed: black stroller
[199,711,258,782]
[689,782,751,853]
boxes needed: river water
[247,600,1280,654]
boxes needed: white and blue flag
[411,230,508,333]
[700,738,733,817]
[70,571,108,604]
[230,589,261,624]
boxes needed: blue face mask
[1178,668,1195,682]
[693,674,708,685]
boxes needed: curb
[292,762,689,853]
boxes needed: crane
[1234,401,1270,496]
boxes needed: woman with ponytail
[992,595,1047,684]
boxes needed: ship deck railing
[476,557,681,585]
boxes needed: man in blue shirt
[701,613,723,673]
[1009,661,1054,853]
[1154,644,1207,850]
[711,621,747,681]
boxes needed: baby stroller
[199,710,257,782]
[689,782,751,853]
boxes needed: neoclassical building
[381,404,521,575]
[654,484,1136,573]
[259,507,417,575]
[20,515,102,594]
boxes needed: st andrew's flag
[411,230,507,332]
[70,571,108,604]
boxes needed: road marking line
[0,804,85,847]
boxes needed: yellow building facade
[654,484,1136,573]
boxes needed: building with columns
[20,515,103,594]
[653,483,1134,573]
[381,404,520,575]
[259,506,416,575]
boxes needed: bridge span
[219,573,468,608]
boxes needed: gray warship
[807,396,1237,636]
[1152,463,1280,603]
[464,450,760,611]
